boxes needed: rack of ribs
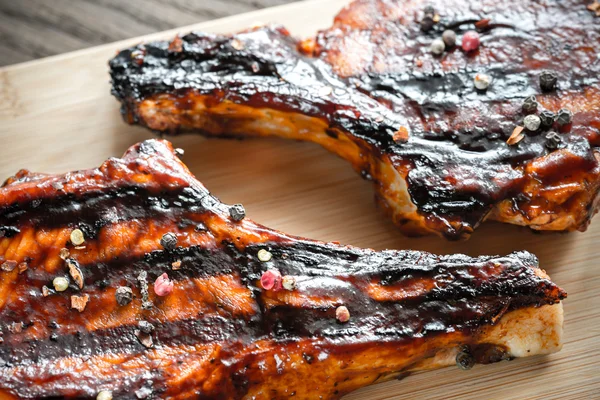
[0,140,566,399]
[109,0,600,240]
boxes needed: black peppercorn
[160,232,178,250]
[229,204,246,221]
[545,131,562,150]
[522,95,538,113]
[138,320,155,334]
[556,108,573,126]
[424,5,435,15]
[539,110,555,129]
[456,351,475,370]
[539,70,558,92]
[50,333,59,342]
[115,286,133,306]
[420,15,435,32]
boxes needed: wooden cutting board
[0,0,598,398]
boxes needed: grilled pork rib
[110,0,600,240]
[0,140,565,399]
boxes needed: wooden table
[0,0,296,66]
[0,0,598,399]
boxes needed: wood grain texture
[0,0,598,398]
[0,0,296,66]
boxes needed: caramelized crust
[110,0,600,239]
[0,140,566,399]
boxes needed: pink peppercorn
[336,306,350,323]
[261,269,282,291]
[154,273,174,296]
[461,30,480,52]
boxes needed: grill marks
[0,140,567,398]
[109,0,600,239]
[2,341,227,398]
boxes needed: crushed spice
[1,260,17,272]
[17,262,28,274]
[51,181,64,191]
[135,329,154,348]
[67,259,84,289]
[231,38,244,51]
[507,126,525,145]
[168,36,183,52]
[59,248,70,260]
[393,127,409,143]
[475,18,491,30]
[71,294,90,312]
[137,271,153,309]
[42,285,52,297]
[138,320,155,334]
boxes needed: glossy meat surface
[110,0,600,239]
[0,140,566,399]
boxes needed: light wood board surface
[0,0,297,67]
[0,1,598,398]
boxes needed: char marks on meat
[0,140,566,399]
[110,0,600,240]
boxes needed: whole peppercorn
[430,38,445,55]
[442,30,457,47]
[160,232,178,250]
[461,31,480,52]
[115,286,133,306]
[539,110,556,129]
[556,108,573,126]
[261,269,282,291]
[524,114,542,131]
[473,73,492,91]
[423,5,435,15]
[229,204,246,221]
[70,229,85,246]
[522,95,538,113]
[282,275,297,291]
[97,391,113,400]
[420,15,435,32]
[539,70,558,92]
[456,351,475,370]
[53,276,69,292]
[257,249,273,262]
[154,273,174,296]
[545,131,562,149]
[336,306,351,323]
